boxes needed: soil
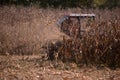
[0,55,120,80]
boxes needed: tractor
[43,13,96,62]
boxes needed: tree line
[0,0,119,8]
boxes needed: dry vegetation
[0,6,65,55]
[0,55,120,80]
[42,7,120,69]
[0,6,120,80]
[58,13,120,68]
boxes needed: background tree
[0,0,119,8]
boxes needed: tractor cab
[57,13,95,38]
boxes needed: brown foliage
[0,6,120,69]
[45,9,120,69]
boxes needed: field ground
[0,55,120,80]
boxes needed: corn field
[0,6,120,69]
